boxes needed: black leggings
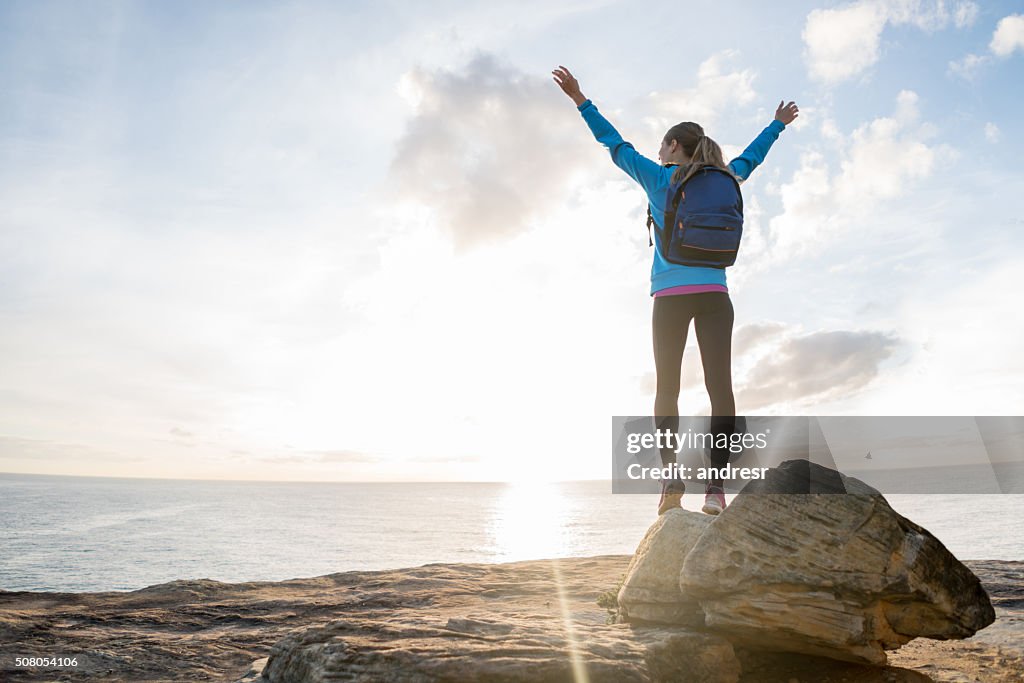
[653,292,736,487]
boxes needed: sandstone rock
[617,508,712,625]
[679,459,996,665]
[237,656,267,682]
[260,615,741,682]
[644,632,741,683]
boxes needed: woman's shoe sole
[701,502,724,515]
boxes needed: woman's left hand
[552,66,587,107]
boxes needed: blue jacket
[577,99,786,295]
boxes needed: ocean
[1,473,1021,593]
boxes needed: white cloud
[885,0,964,30]
[833,91,937,203]
[954,1,980,28]
[990,14,1024,56]
[985,122,1001,143]
[948,52,991,79]
[643,50,757,131]
[764,150,834,257]
[803,2,888,84]
[763,90,949,262]
[950,13,1024,78]
[390,54,595,248]
[803,0,981,84]
[733,322,788,357]
[854,259,1024,414]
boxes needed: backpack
[646,164,744,268]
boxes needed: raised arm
[552,66,664,197]
[728,100,799,181]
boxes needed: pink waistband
[653,284,729,297]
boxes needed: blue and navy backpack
[646,164,744,268]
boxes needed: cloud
[886,0,979,30]
[763,90,949,263]
[389,53,594,248]
[259,449,378,465]
[803,1,980,84]
[950,13,1024,78]
[643,50,757,131]
[637,322,900,413]
[863,258,1024,414]
[954,1,980,27]
[734,322,788,357]
[803,2,888,84]
[833,91,936,203]
[310,449,379,463]
[764,150,835,258]
[636,322,790,400]
[948,52,991,79]
[387,49,760,251]
[739,329,899,411]
[990,14,1024,56]
[0,2,411,478]
[0,436,144,464]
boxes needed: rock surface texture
[262,616,740,683]
[0,555,1018,682]
[616,508,712,626]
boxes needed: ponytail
[670,134,731,186]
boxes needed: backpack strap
[661,182,685,258]
[647,163,678,248]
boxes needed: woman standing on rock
[552,65,798,517]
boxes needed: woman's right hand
[775,101,800,126]
[552,66,587,107]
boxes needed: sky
[1,0,1022,482]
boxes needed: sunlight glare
[488,482,570,561]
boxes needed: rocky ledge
[0,558,1020,682]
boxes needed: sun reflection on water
[488,482,572,562]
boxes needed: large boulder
[679,459,996,664]
[617,508,712,625]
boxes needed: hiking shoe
[701,486,726,515]
[657,478,686,515]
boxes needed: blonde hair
[662,121,733,185]
[670,135,731,186]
